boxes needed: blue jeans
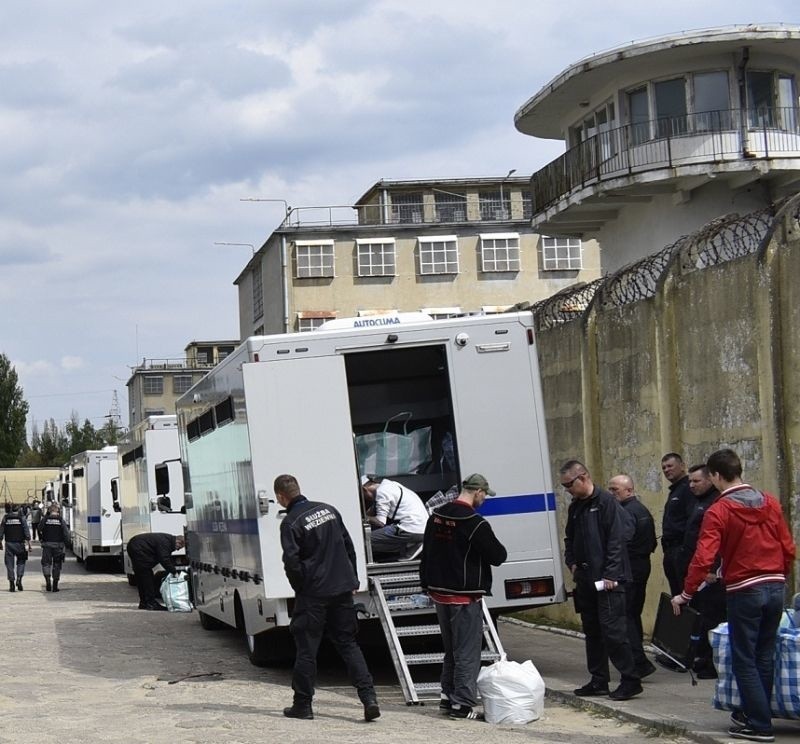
[726,582,784,732]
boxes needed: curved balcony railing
[531,107,800,214]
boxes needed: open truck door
[243,355,367,599]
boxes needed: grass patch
[505,609,582,633]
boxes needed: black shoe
[16,579,22,591]
[9,581,15,592]
[145,602,168,611]
[363,700,381,722]
[728,726,774,742]
[448,705,484,720]
[438,695,452,713]
[636,661,657,679]
[695,666,718,680]
[283,704,314,720]
[608,681,643,701]
[52,582,60,593]
[45,577,52,592]
[730,710,748,730]
[574,680,610,697]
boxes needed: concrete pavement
[498,616,800,744]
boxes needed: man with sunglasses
[562,460,642,701]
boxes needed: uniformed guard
[40,504,70,592]
[0,504,32,591]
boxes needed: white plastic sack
[160,572,192,612]
[477,655,545,724]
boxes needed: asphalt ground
[2,546,796,743]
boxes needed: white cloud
[61,356,84,371]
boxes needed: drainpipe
[281,234,289,333]
[738,46,754,157]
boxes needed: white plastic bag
[477,655,545,724]
[160,572,192,612]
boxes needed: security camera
[455,333,469,347]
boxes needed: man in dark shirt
[126,532,185,611]
[660,453,694,595]
[609,474,657,679]
[275,473,379,723]
[39,504,70,592]
[562,460,641,701]
[0,504,31,591]
[420,473,507,720]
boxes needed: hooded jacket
[681,484,796,599]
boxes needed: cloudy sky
[1,1,796,437]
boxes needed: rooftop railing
[531,107,800,214]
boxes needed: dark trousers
[41,543,66,580]
[435,600,484,708]
[4,542,27,581]
[575,574,638,684]
[625,559,652,672]
[32,523,40,540]
[289,592,374,705]
[663,545,683,597]
[689,580,727,668]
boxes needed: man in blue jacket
[275,473,380,723]
[420,473,507,721]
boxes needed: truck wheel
[247,629,294,667]
[198,611,226,631]
[127,574,137,586]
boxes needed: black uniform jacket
[280,496,359,598]
[661,475,694,549]
[127,532,178,572]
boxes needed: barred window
[479,190,510,220]
[142,376,164,395]
[480,233,521,272]
[541,236,583,270]
[252,268,263,321]
[418,236,459,275]
[295,241,335,278]
[297,317,327,332]
[173,375,193,395]
[390,193,424,223]
[356,239,396,277]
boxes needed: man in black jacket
[126,532,185,610]
[39,504,70,592]
[660,453,694,595]
[420,473,507,721]
[609,473,657,679]
[0,504,31,592]
[562,460,641,701]
[275,473,379,723]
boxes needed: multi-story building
[514,24,800,270]
[126,340,237,428]
[234,176,601,336]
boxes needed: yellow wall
[0,468,60,506]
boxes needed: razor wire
[531,278,604,331]
[596,241,678,309]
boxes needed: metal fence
[531,107,800,214]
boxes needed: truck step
[404,650,501,665]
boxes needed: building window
[747,70,798,128]
[142,376,164,395]
[479,190,510,220]
[390,193,424,223]
[541,236,583,271]
[434,192,466,222]
[252,267,263,322]
[295,241,335,278]
[173,376,193,395]
[521,192,533,219]
[627,86,650,144]
[418,236,459,275]
[356,239,396,276]
[144,408,165,416]
[296,311,335,332]
[480,233,521,272]
[654,78,688,137]
[693,71,731,129]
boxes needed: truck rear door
[243,355,367,598]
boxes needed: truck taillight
[504,576,555,600]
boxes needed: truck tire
[198,611,226,631]
[247,629,294,667]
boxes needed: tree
[19,413,122,467]
[0,353,29,467]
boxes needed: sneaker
[438,695,452,713]
[448,705,484,721]
[574,680,610,697]
[728,726,774,742]
[608,681,643,701]
[730,710,748,729]
[283,704,314,720]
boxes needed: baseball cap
[462,473,495,496]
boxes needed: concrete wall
[529,194,800,632]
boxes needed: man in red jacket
[671,449,795,743]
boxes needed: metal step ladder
[370,571,504,705]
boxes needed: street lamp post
[214,242,256,254]
[500,169,517,219]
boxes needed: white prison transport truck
[69,447,121,567]
[117,415,187,584]
[177,312,564,703]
